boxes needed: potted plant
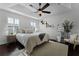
[62,20,73,39]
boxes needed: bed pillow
[26,27,35,34]
[26,29,34,34]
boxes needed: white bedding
[16,32,49,54]
[16,32,45,47]
[16,33,31,46]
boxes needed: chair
[64,34,79,49]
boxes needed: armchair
[64,34,79,49]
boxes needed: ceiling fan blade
[39,3,41,8]
[42,11,51,14]
[29,4,37,10]
[41,3,50,10]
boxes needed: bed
[16,32,68,56]
[16,32,49,54]
[10,41,68,56]
[16,32,49,46]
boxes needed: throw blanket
[25,33,49,54]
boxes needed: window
[15,19,19,25]
[30,22,37,32]
[8,17,19,35]
[31,22,36,27]
[8,18,14,24]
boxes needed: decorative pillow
[39,33,45,41]
[22,29,26,33]
[37,33,49,45]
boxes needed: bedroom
[0,3,79,56]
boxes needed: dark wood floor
[0,41,25,56]
[0,42,17,56]
[0,41,79,56]
[68,44,79,56]
[49,39,79,56]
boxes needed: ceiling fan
[29,3,51,16]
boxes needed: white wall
[39,9,79,40]
[0,9,39,45]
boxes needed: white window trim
[30,22,37,32]
[8,17,19,35]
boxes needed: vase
[64,32,71,39]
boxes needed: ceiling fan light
[39,13,42,16]
[38,11,43,16]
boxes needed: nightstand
[7,35,17,43]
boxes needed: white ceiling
[0,3,77,20]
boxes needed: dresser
[7,35,17,43]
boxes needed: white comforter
[16,33,33,47]
[16,32,47,47]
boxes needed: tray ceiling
[0,3,74,19]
